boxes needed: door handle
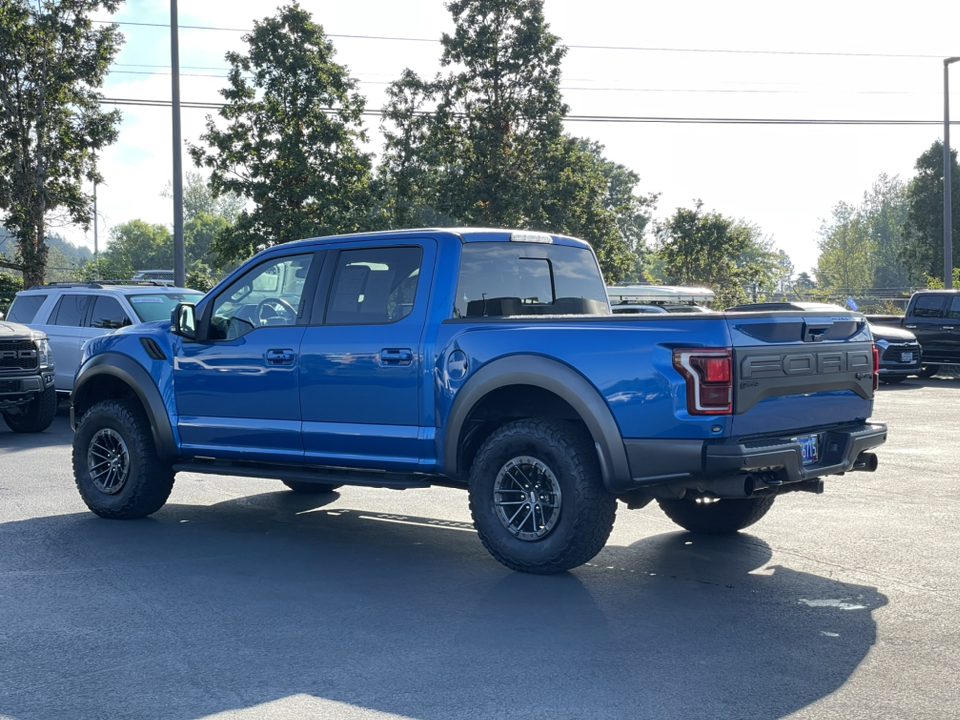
[265,349,295,365]
[379,348,413,366]
[944,326,955,330]
[905,324,917,329]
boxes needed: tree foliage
[189,2,373,266]
[900,140,960,283]
[816,173,910,293]
[161,171,245,225]
[652,201,773,308]
[376,0,653,281]
[0,0,123,288]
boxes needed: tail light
[872,345,879,392]
[673,348,733,415]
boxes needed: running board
[171,460,444,490]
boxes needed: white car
[5,283,204,396]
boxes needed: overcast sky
[75,0,960,276]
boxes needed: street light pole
[171,0,185,288]
[944,57,960,290]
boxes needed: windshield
[126,292,204,322]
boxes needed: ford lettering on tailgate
[734,343,875,413]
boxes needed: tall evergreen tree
[377,0,652,281]
[189,3,372,265]
[0,0,123,288]
[900,140,960,283]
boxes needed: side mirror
[172,303,197,340]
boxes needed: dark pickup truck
[866,290,960,377]
[0,320,57,432]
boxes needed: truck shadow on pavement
[0,492,886,720]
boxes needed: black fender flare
[443,355,631,494]
[71,352,178,459]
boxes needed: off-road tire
[2,385,57,433]
[280,479,342,493]
[918,365,940,378]
[73,399,175,519]
[657,495,776,535]
[468,419,616,574]
[879,375,907,385]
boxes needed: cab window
[208,254,314,340]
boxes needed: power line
[92,19,950,59]
[109,68,931,96]
[97,97,957,125]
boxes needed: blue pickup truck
[70,228,887,573]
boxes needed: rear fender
[443,355,631,494]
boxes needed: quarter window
[6,294,47,323]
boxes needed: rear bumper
[624,422,888,487]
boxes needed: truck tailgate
[726,311,875,436]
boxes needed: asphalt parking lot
[1,376,959,720]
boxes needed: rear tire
[2,385,57,433]
[280,479,342,493]
[879,375,906,385]
[918,365,940,378]
[657,496,776,535]
[73,399,175,519]
[468,419,616,574]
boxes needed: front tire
[2,385,57,433]
[657,496,776,535]
[281,479,342,493]
[468,419,616,574]
[73,399,175,519]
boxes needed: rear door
[299,239,435,472]
[35,293,90,392]
[727,310,875,437]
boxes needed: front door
[299,241,435,472]
[174,252,319,463]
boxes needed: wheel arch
[71,353,177,459]
[443,355,630,493]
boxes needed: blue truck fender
[70,352,178,459]
[442,355,631,494]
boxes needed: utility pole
[171,0,185,288]
[944,57,960,289]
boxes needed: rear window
[6,294,47,323]
[126,292,204,322]
[454,243,609,318]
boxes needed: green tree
[653,201,769,308]
[189,2,373,265]
[161,171,245,225]
[377,0,647,281]
[900,140,960,283]
[863,174,909,289]
[816,201,871,293]
[0,0,123,288]
[87,219,172,281]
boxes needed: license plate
[901,352,913,363]
[798,434,819,465]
